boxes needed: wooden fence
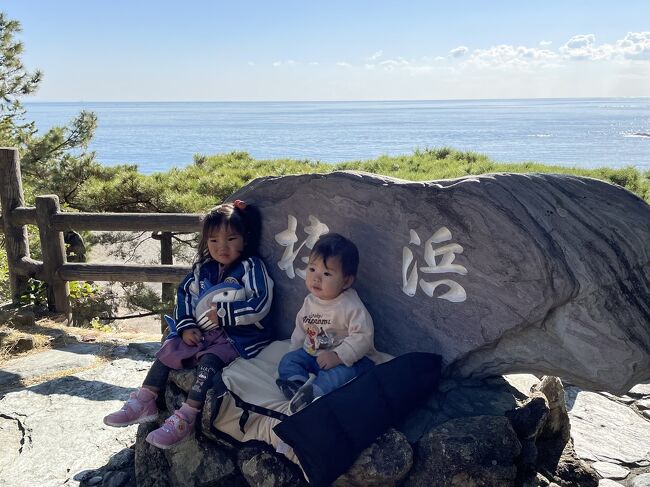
[0,147,199,323]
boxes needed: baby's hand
[206,306,220,327]
[317,351,343,370]
[182,328,203,346]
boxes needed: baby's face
[305,255,353,300]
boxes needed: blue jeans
[278,348,374,396]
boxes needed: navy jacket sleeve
[174,264,200,335]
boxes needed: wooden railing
[0,147,198,321]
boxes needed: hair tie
[233,199,247,210]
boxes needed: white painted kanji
[402,226,468,302]
[274,215,329,279]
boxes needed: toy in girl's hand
[195,282,247,327]
[163,282,247,339]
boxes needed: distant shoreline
[23,95,650,104]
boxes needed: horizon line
[23,95,650,104]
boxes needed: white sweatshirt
[289,288,383,367]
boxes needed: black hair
[196,201,262,263]
[310,233,359,277]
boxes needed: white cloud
[559,32,650,61]
[247,61,255,66]
[559,34,604,60]
[469,44,558,69]
[566,34,595,49]
[378,58,410,71]
[265,31,650,79]
[616,31,650,59]
[449,46,469,58]
[272,60,297,67]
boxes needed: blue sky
[3,0,650,101]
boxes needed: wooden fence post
[35,195,70,318]
[0,147,30,303]
[160,232,174,333]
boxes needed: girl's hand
[206,306,220,327]
[182,328,203,346]
[317,351,343,370]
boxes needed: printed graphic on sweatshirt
[302,313,342,354]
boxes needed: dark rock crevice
[0,412,31,454]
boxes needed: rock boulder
[231,171,650,393]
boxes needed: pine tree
[0,11,99,206]
[0,12,41,149]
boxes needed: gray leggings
[143,353,225,404]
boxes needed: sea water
[24,98,650,174]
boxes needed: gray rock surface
[396,376,520,444]
[0,346,156,487]
[0,342,100,388]
[237,445,306,487]
[592,461,630,480]
[599,480,625,487]
[630,383,650,397]
[404,415,521,486]
[566,386,650,465]
[632,473,650,487]
[134,422,243,487]
[333,428,413,487]
[231,171,650,394]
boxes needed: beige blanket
[215,340,299,463]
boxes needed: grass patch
[177,148,650,207]
[0,327,52,360]
[0,315,159,364]
[336,147,650,203]
[72,148,649,214]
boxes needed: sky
[3,0,650,101]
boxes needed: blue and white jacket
[174,255,274,359]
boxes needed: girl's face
[206,225,245,266]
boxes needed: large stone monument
[231,171,650,394]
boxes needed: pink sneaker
[145,410,195,449]
[103,388,158,427]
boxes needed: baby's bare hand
[317,351,343,370]
[182,328,203,346]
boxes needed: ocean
[24,98,650,174]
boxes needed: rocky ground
[0,310,649,487]
[0,309,160,487]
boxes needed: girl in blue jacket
[103,200,274,449]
